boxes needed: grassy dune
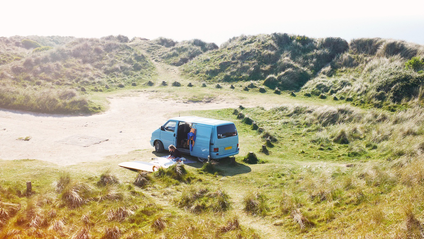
[2,34,424,238]
[3,101,424,237]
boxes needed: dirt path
[0,92,242,165]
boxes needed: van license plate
[225,146,232,150]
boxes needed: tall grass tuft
[218,217,240,233]
[154,164,190,183]
[243,192,268,216]
[60,183,91,208]
[151,216,167,231]
[133,172,151,188]
[107,207,135,222]
[97,170,119,187]
[72,227,90,239]
[176,187,231,213]
[101,226,121,239]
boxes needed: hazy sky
[3,0,424,45]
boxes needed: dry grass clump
[291,209,315,230]
[107,207,135,222]
[60,183,92,208]
[243,192,268,216]
[97,170,120,187]
[133,172,151,188]
[0,202,20,227]
[49,218,66,232]
[101,226,121,239]
[218,217,240,233]
[72,227,90,239]
[176,187,231,213]
[151,216,167,231]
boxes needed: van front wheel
[155,141,164,153]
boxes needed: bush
[244,152,259,164]
[172,81,181,87]
[242,116,253,125]
[33,46,52,53]
[277,68,311,91]
[21,39,41,49]
[405,57,424,72]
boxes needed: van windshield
[217,124,237,139]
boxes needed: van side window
[217,124,237,139]
[164,121,176,132]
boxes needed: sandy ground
[0,92,241,166]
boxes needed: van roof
[169,116,234,126]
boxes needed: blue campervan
[150,116,239,160]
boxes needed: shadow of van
[151,151,251,176]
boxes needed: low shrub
[242,116,253,125]
[319,94,327,99]
[237,112,245,119]
[244,152,259,164]
[172,81,181,87]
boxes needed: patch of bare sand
[0,92,242,166]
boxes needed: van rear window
[217,124,237,139]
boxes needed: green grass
[2,100,424,237]
[2,33,424,238]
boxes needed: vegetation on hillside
[303,38,424,110]
[133,37,218,66]
[0,35,155,114]
[3,102,424,237]
[180,35,424,111]
[182,34,348,90]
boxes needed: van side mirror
[160,126,165,131]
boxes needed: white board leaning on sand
[119,157,185,172]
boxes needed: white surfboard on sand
[119,157,186,172]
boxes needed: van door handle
[173,134,175,137]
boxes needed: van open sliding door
[190,124,212,160]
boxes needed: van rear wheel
[155,141,164,153]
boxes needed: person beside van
[187,127,196,151]
[168,145,182,160]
